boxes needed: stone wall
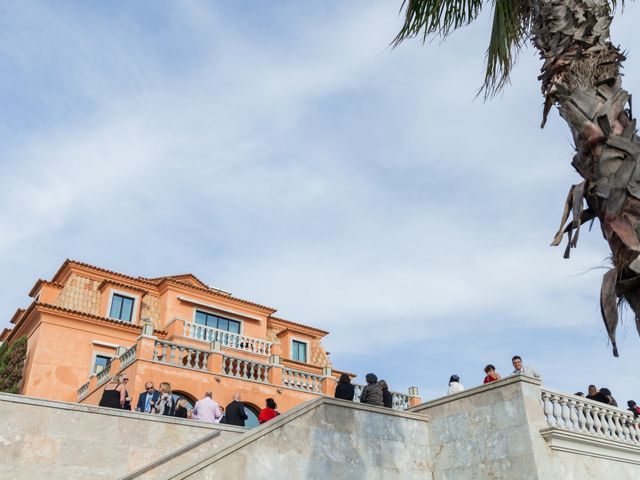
[168,398,431,479]
[410,375,640,480]
[0,392,244,480]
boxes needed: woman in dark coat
[378,379,393,408]
[334,373,355,401]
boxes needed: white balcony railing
[118,344,137,369]
[152,340,210,372]
[282,368,323,393]
[222,355,270,383]
[96,362,112,387]
[541,387,640,445]
[77,381,90,401]
[353,383,411,411]
[182,320,273,356]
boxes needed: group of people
[98,374,280,427]
[334,372,395,408]
[446,355,542,394]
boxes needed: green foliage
[0,336,28,394]
[393,0,630,98]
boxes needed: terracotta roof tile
[269,316,329,336]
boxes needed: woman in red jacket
[258,398,279,424]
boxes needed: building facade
[1,260,419,422]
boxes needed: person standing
[483,365,501,384]
[174,398,189,419]
[447,375,465,394]
[122,376,132,410]
[258,398,279,424]
[224,393,249,427]
[586,385,598,400]
[99,374,126,409]
[378,379,393,408]
[359,373,384,407]
[192,392,222,423]
[155,382,174,416]
[334,373,355,401]
[136,382,161,413]
[511,356,542,380]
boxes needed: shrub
[0,336,28,393]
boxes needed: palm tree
[393,0,637,356]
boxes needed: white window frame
[290,338,309,363]
[106,289,140,324]
[192,308,244,335]
[90,351,114,376]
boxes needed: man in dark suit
[136,381,161,413]
[224,393,249,426]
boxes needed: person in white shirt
[447,375,465,394]
[191,391,222,423]
[512,355,542,381]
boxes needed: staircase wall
[0,392,244,479]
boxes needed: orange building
[1,260,419,424]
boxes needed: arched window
[172,390,196,409]
[243,403,260,428]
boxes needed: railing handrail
[540,386,631,413]
[540,387,640,446]
[282,366,323,379]
[181,319,273,356]
[222,353,270,367]
[154,338,209,355]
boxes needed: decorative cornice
[97,279,149,296]
[9,308,25,325]
[28,279,64,298]
[541,427,640,465]
[269,316,329,337]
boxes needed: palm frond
[393,0,485,46]
[481,0,531,98]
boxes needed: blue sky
[1,0,639,405]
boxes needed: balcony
[76,335,420,411]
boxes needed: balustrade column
[268,354,282,386]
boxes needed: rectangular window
[93,354,111,374]
[292,340,307,363]
[194,310,241,333]
[109,293,135,322]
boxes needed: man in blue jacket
[136,382,161,413]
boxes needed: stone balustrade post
[207,342,224,374]
[135,331,158,361]
[321,367,337,395]
[408,386,422,407]
[268,354,282,386]
[87,374,98,393]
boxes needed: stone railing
[182,321,273,356]
[282,368,323,393]
[353,383,411,411]
[77,381,90,401]
[118,344,137,369]
[222,355,270,383]
[152,340,210,372]
[96,362,112,386]
[541,387,640,445]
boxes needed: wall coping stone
[165,396,429,479]
[408,374,542,411]
[541,427,640,465]
[0,392,246,433]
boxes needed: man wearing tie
[136,382,161,413]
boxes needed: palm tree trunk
[531,0,640,355]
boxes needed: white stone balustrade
[152,340,210,372]
[77,381,90,401]
[118,344,137,369]
[282,368,323,393]
[353,383,411,411]
[181,320,273,356]
[541,387,640,445]
[222,355,270,383]
[96,362,112,386]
